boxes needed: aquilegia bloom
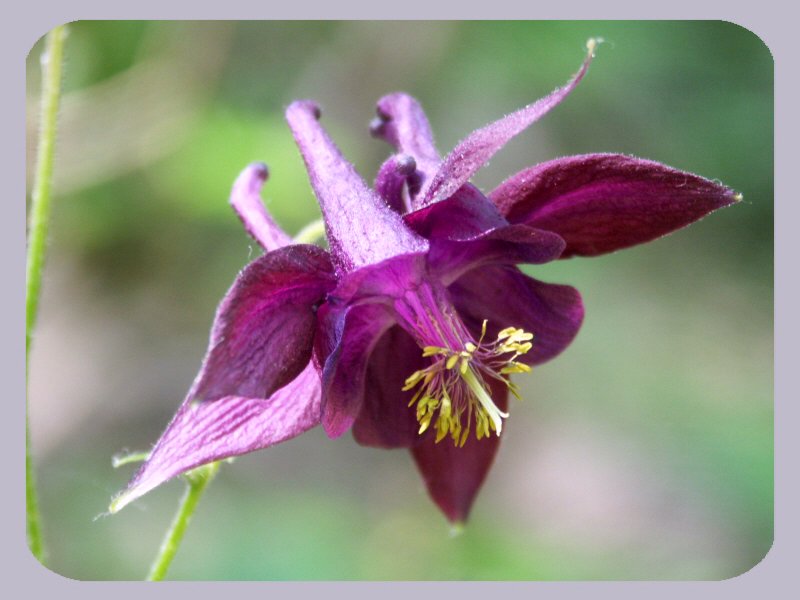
[112,41,739,522]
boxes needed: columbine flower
[112,40,739,522]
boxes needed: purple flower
[112,41,739,522]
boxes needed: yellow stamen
[403,324,534,446]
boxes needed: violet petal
[229,162,292,252]
[190,244,335,404]
[325,252,428,307]
[428,224,566,285]
[420,43,596,207]
[321,302,396,438]
[411,378,508,523]
[110,362,321,512]
[450,265,584,366]
[489,153,742,258]
[286,100,428,273]
[404,183,508,241]
[351,325,427,448]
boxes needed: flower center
[395,284,533,446]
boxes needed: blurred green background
[25,21,772,580]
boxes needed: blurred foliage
[26,21,772,580]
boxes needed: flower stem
[146,461,221,581]
[26,24,67,564]
[293,218,326,244]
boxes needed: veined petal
[190,244,336,404]
[110,362,321,512]
[325,252,428,307]
[427,224,566,285]
[351,325,427,448]
[371,92,441,202]
[420,40,598,207]
[321,302,397,438]
[113,186,335,512]
[404,184,508,241]
[489,153,742,258]
[450,265,584,366]
[229,162,292,252]
[286,100,428,272]
[411,378,508,523]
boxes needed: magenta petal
[428,224,566,285]
[111,362,321,511]
[371,92,441,200]
[373,153,418,214]
[450,266,584,366]
[190,244,335,404]
[286,100,427,272]
[490,153,742,258]
[420,44,595,207]
[326,252,428,307]
[321,302,396,438]
[229,162,292,252]
[404,184,508,241]
[411,379,508,523]
[351,325,426,448]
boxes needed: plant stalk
[146,462,221,581]
[26,24,67,564]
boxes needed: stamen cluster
[403,321,533,446]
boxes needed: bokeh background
[25,21,773,580]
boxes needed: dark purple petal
[190,244,335,404]
[490,153,742,258]
[450,265,584,366]
[371,92,441,200]
[420,41,597,207]
[286,100,428,273]
[351,325,426,448]
[110,362,321,512]
[373,153,419,214]
[411,378,508,523]
[321,302,397,438]
[428,224,566,285]
[326,252,428,307]
[229,162,292,252]
[404,183,508,241]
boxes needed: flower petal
[190,244,336,404]
[420,41,596,206]
[286,100,427,272]
[411,378,508,523]
[326,252,428,307]
[373,153,419,214]
[490,153,742,258]
[110,362,321,512]
[351,325,427,448]
[321,302,397,438]
[428,224,566,285]
[371,92,441,201]
[404,183,508,241]
[229,162,292,251]
[450,265,584,366]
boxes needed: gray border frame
[11,2,789,596]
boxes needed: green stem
[26,24,67,564]
[293,218,326,245]
[146,462,221,581]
